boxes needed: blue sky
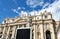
[0,0,60,24]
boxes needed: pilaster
[11,26,16,39]
[6,26,10,39]
[1,26,6,39]
[34,24,37,39]
[50,24,55,39]
[39,24,44,39]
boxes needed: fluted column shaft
[6,26,10,39]
[50,24,56,39]
[1,26,6,39]
[34,25,37,39]
[39,24,44,39]
[11,26,16,39]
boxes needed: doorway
[46,30,51,39]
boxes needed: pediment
[14,17,27,23]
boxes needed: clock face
[16,28,32,39]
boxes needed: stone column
[11,26,16,39]
[26,17,30,27]
[18,25,19,28]
[1,26,6,39]
[34,24,37,39]
[50,24,55,39]
[6,26,10,39]
[39,24,44,39]
[21,25,24,28]
[26,22,30,27]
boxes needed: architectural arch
[46,30,51,39]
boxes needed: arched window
[46,30,51,39]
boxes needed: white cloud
[12,0,60,21]
[26,0,44,8]
[26,0,60,21]
[17,7,21,10]
[12,9,19,14]
[40,0,60,21]
[42,2,50,9]
[42,0,59,12]
[20,11,27,16]
[17,7,25,10]
[29,10,38,15]
[12,7,26,16]
[26,0,57,8]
